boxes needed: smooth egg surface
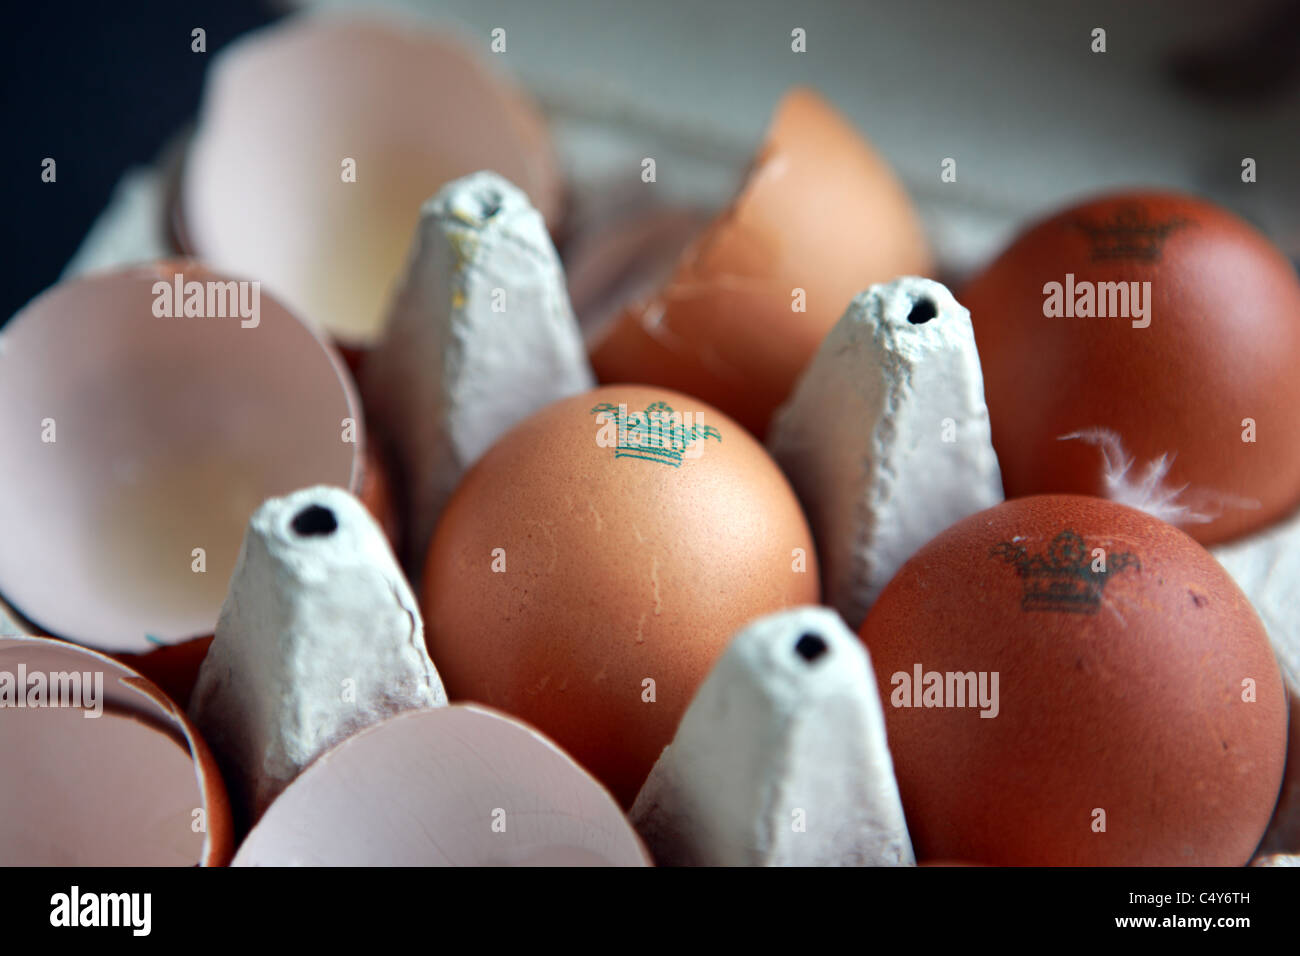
[423,385,819,805]
[964,191,1300,545]
[860,495,1287,866]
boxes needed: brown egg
[860,495,1286,866]
[589,88,931,439]
[423,385,819,805]
[964,191,1300,545]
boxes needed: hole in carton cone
[292,505,338,537]
[907,298,938,325]
[479,191,504,219]
[795,632,828,662]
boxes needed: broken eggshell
[190,486,445,826]
[0,263,362,654]
[0,635,232,866]
[232,704,650,866]
[110,430,396,712]
[590,87,932,438]
[564,204,712,339]
[181,11,562,349]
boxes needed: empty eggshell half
[181,12,561,347]
[0,635,232,866]
[0,262,361,653]
[232,705,650,866]
[589,87,931,438]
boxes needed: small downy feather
[1059,428,1258,525]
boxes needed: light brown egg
[860,495,1287,866]
[964,191,1300,545]
[589,88,931,438]
[422,385,819,805]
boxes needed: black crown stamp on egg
[990,530,1140,614]
[591,401,721,468]
[1072,205,1193,263]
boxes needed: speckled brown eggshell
[860,494,1287,866]
[964,191,1300,545]
[423,384,819,806]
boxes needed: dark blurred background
[3,0,1297,327]
[0,1,280,324]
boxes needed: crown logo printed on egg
[1073,205,1193,263]
[591,401,721,468]
[989,530,1140,615]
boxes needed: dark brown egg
[964,191,1300,545]
[860,495,1287,866]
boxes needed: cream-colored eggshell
[232,704,649,866]
[0,262,360,652]
[181,12,561,347]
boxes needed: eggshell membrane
[860,495,1287,866]
[232,705,649,866]
[564,206,711,338]
[589,88,931,438]
[0,635,232,866]
[0,262,360,653]
[963,191,1300,545]
[181,13,561,347]
[423,384,819,805]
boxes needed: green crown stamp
[591,400,721,468]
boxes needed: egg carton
[4,10,1298,867]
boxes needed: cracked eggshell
[0,263,361,654]
[589,87,931,439]
[963,191,1300,545]
[0,635,232,866]
[181,12,561,349]
[860,495,1287,866]
[423,384,819,806]
[232,704,649,866]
